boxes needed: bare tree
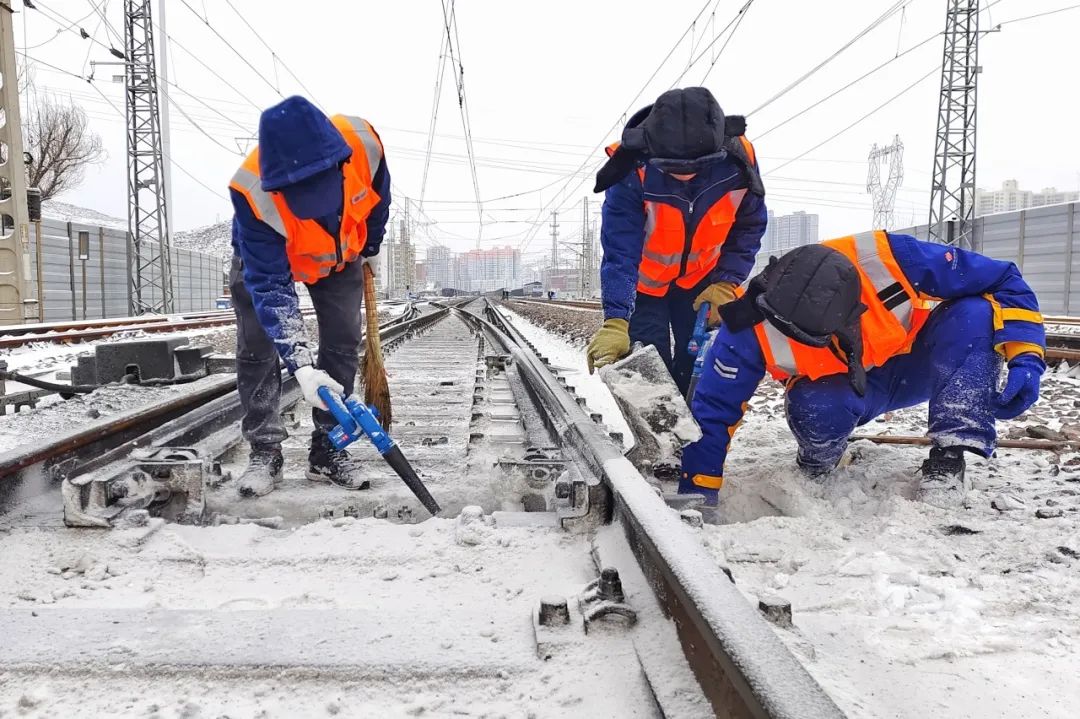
[22,92,106,201]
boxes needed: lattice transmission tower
[867,135,904,229]
[125,0,173,313]
[928,0,980,248]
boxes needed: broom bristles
[361,263,393,430]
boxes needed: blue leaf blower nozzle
[317,387,441,515]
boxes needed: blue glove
[993,353,1045,420]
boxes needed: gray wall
[25,218,225,321]
[893,202,1080,315]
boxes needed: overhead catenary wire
[514,0,731,255]
[84,76,230,202]
[177,0,285,101]
[221,0,324,105]
[747,0,908,117]
[753,0,1010,141]
[440,0,484,244]
[764,66,940,178]
[27,0,122,56]
[418,29,450,210]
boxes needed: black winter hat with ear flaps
[720,244,870,395]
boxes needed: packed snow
[174,220,232,260]
[502,303,1080,719]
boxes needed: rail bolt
[538,596,571,626]
[598,567,626,603]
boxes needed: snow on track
[498,304,632,446]
[503,300,1080,718]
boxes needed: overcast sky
[15,0,1080,263]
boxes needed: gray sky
[15,0,1080,262]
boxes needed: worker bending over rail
[681,233,1046,509]
[228,96,390,497]
[586,87,767,394]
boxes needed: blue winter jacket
[599,157,767,320]
[680,233,1046,498]
[230,136,390,372]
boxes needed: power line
[666,0,756,89]
[747,1,908,117]
[753,0,1011,141]
[85,76,229,202]
[418,29,449,210]
[515,0,725,254]
[699,0,755,85]
[764,65,940,178]
[177,0,284,100]
[754,33,939,140]
[221,0,323,105]
[28,0,122,56]
[441,0,483,244]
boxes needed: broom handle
[363,263,382,357]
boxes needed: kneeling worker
[228,96,390,497]
[681,232,1046,508]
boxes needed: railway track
[0,297,843,717]
[0,301,408,350]
[511,298,602,311]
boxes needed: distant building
[975,180,1080,217]
[762,210,819,255]
[414,261,427,286]
[425,245,453,289]
[454,245,521,293]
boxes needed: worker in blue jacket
[681,232,1046,509]
[228,96,390,497]
[586,87,768,394]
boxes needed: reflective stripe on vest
[636,187,747,297]
[851,231,914,328]
[338,115,384,181]
[760,321,797,376]
[754,230,930,383]
[230,164,287,236]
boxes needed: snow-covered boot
[307,434,370,490]
[237,448,285,498]
[917,446,969,509]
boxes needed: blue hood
[258,96,352,192]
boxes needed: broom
[360,262,392,430]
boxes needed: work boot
[916,446,969,509]
[307,435,370,490]
[795,450,852,478]
[237,448,285,498]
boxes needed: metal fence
[25,218,225,322]
[892,201,1080,315]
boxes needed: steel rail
[0,308,446,484]
[461,300,845,719]
[0,309,321,350]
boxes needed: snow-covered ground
[502,306,1080,719]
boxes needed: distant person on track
[227,96,390,497]
[586,87,767,394]
[681,233,1046,509]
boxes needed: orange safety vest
[605,137,757,297]
[753,230,933,382]
[229,115,384,284]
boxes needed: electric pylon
[928,0,980,248]
[867,135,904,229]
[125,0,173,313]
